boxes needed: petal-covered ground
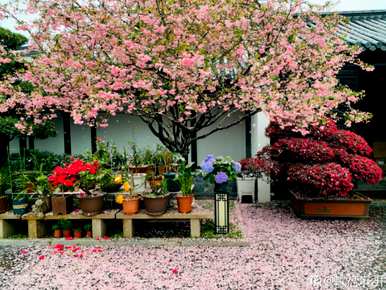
[0,203,384,290]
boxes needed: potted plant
[74,227,82,239]
[128,143,151,174]
[31,172,52,217]
[0,171,9,213]
[59,220,72,238]
[49,159,103,216]
[116,179,140,215]
[237,158,259,203]
[143,179,170,216]
[52,223,62,238]
[147,173,163,190]
[98,169,122,193]
[99,169,123,209]
[256,120,384,218]
[176,162,194,213]
[12,193,29,215]
[84,224,92,238]
[11,173,34,215]
[200,155,241,194]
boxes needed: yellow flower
[114,175,123,185]
[123,181,131,192]
[115,194,124,204]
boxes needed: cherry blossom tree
[0,0,372,159]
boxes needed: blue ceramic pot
[12,197,29,215]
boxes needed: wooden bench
[22,209,119,239]
[116,209,213,238]
[0,211,21,238]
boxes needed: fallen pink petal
[0,0,385,289]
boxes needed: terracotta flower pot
[122,197,140,215]
[52,195,73,215]
[74,230,82,239]
[176,195,193,213]
[129,165,151,174]
[63,229,72,238]
[148,176,163,190]
[53,229,62,238]
[157,165,167,176]
[85,231,92,238]
[79,195,104,216]
[0,196,9,214]
[143,195,170,216]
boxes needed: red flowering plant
[287,163,354,198]
[48,159,100,196]
[255,120,383,198]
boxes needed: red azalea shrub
[270,138,335,163]
[257,120,383,198]
[240,156,282,178]
[288,163,353,197]
[327,130,373,157]
[340,155,383,184]
[48,159,99,191]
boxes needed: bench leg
[92,219,106,239]
[28,220,45,239]
[0,220,14,238]
[123,219,133,238]
[190,219,201,238]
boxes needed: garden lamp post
[214,187,229,234]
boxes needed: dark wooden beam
[91,126,97,153]
[63,113,72,155]
[19,135,27,156]
[245,115,252,158]
[191,138,198,165]
[28,136,35,150]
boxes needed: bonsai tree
[0,0,371,161]
[253,120,383,198]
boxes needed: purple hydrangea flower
[232,161,241,173]
[215,171,228,184]
[204,154,215,163]
[201,154,215,173]
[201,160,214,173]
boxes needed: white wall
[34,118,65,154]
[197,112,246,162]
[71,121,92,155]
[9,137,19,154]
[251,112,271,203]
[9,113,250,162]
[97,115,162,152]
[251,111,270,154]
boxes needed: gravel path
[0,203,384,290]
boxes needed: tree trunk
[0,134,9,167]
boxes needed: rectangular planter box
[52,195,73,215]
[291,192,372,218]
[236,177,256,203]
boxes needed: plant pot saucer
[144,209,167,216]
[80,210,102,217]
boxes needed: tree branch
[194,110,259,141]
